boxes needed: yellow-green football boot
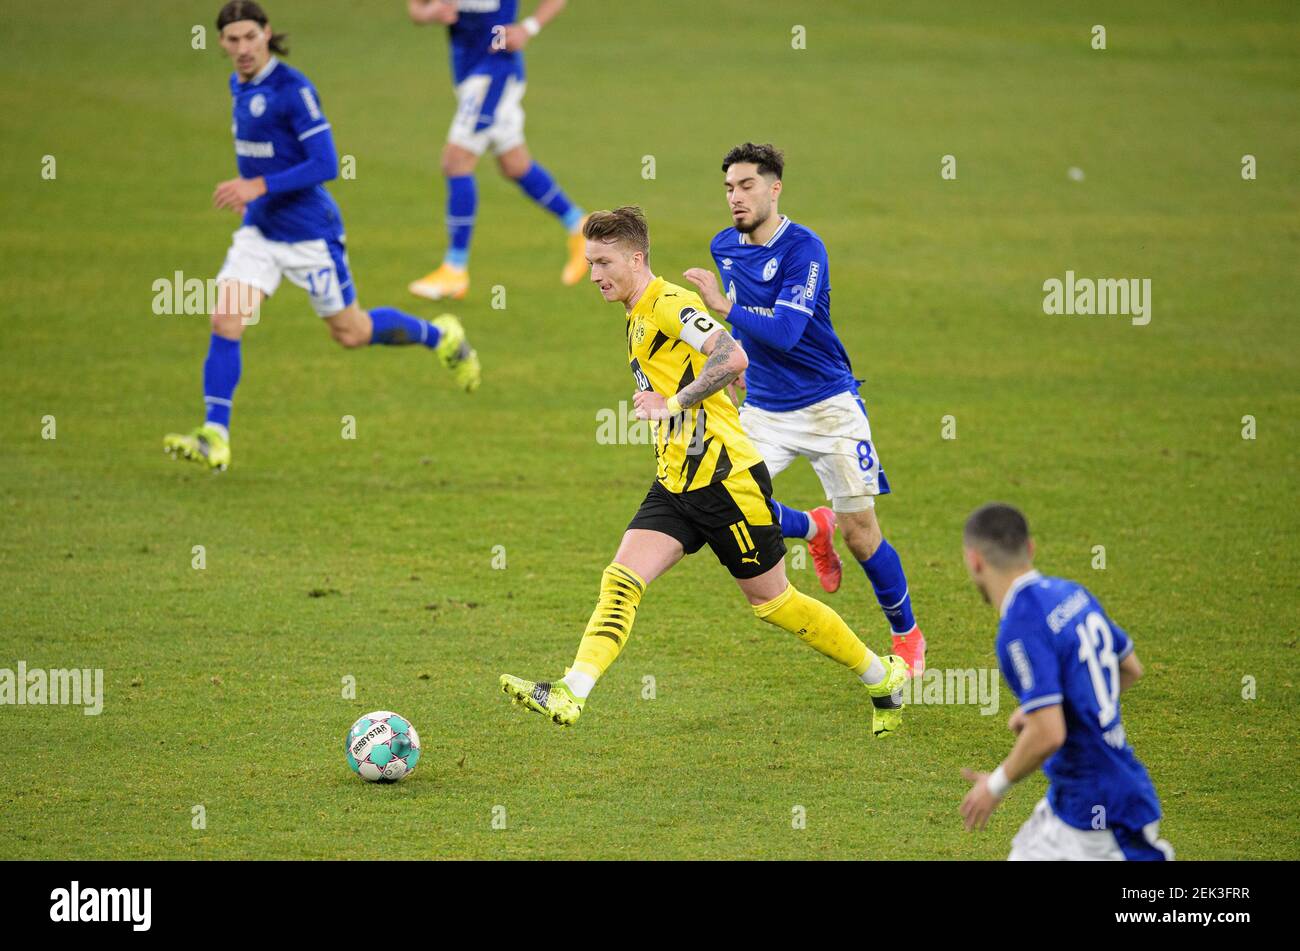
[432,314,480,393]
[163,424,231,471]
[499,674,585,727]
[865,654,909,738]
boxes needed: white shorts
[739,390,890,514]
[1008,798,1174,861]
[216,225,355,318]
[448,74,526,156]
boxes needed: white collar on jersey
[738,214,791,247]
[247,56,280,86]
[999,569,1043,619]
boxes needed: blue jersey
[229,58,342,243]
[997,571,1163,852]
[446,0,524,84]
[710,217,857,412]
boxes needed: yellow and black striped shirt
[625,277,762,493]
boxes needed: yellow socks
[753,583,881,677]
[566,573,878,701]
[568,563,646,692]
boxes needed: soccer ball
[346,710,421,783]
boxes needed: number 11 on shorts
[729,520,755,553]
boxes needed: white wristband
[522,16,541,36]
[987,764,1013,799]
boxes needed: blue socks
[203,333,241,430]
[443,164,583,268]
[861,539,916,634]
[445,174,476,268]
[515,162,584,231]
[772,500,812,540]
[198,313,438,437]
[369,307,443,348]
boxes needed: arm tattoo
[676,332,740,410]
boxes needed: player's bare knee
[210,311,245,340]
[441,144,477,177]
[839,510,882,559]
[210,282,258,338]
[325,304,372,349]
[843,528,881,560]
[497,149,530,179]
[329,323,368,349]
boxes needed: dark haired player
[959,503,1172,860]
[165,1,480,471]
[684,143,927,676]
[499,207,907,736]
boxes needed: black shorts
[626,463,787,579]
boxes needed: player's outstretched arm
[683,268,731,318]
[532,0,568,26]
[499,0,567,51]
[684,266,810,352]
[1118,650,1143,693]
[408,0,458,26]
[960,705,1065,831]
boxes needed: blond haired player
[499,207,908,736]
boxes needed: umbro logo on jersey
[762,257,779,281]
[721,258,732,269]
[249,93,267,117]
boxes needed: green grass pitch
[1,0,1296,860]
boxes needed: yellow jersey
[625,277,762,493]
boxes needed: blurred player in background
[499,207,908,736]
[406,0,588,301]
[684,143,927,676]
[165,1,479,471]
[959,503,1173,860]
